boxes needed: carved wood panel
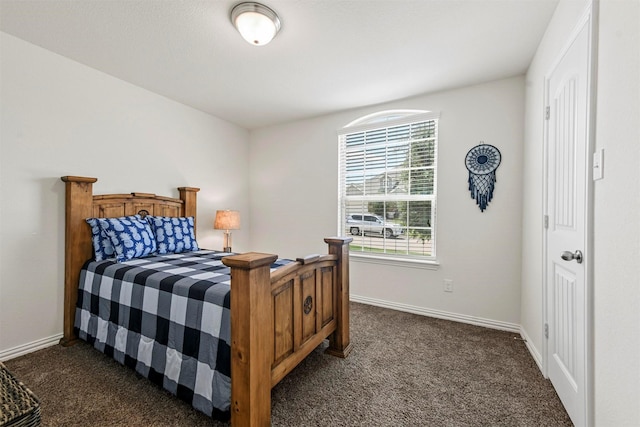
[158,204,181,217]
[273,281,294,365]
[94,203,126,218]
[320,266,334,326]
[92,199,184,219]
[129,202,155,216]
[300,270,317,344]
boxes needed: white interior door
[544,14,592,427]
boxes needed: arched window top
[341,109,439,135]
[344,109,430,128]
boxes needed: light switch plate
[593,148,604,181]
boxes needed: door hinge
[544,215,549,229]
[544,323,549,339]
[545,106,550,120]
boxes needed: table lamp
[214,210,240,252]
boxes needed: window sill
[350,253,440,270]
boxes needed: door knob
[561,250,583,264]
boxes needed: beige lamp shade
[214,210,240,230]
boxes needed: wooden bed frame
[60,176,352,426]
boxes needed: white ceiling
[0,0,558,130]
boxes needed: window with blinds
[338,111,438,260]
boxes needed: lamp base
[222,230,233,253]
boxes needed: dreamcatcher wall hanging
[465,142,501,212]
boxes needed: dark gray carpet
[4,303,572,426]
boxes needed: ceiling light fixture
[230,2,281,46]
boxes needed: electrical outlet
[444,279,453,292]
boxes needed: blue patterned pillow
[86,215,140,261]
[98,216,157,262]
[147,216,199,254]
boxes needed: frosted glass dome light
[231,2,281,46]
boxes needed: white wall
[593,0,640,424]
[0,33,251,357]
[520,0,590,368]
[249,76,525,329]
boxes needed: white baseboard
[350,294,520,333]
[0,333,63,362]
[519,326,544,373]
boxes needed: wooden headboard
[59,176,200,345]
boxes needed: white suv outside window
[346,214,404,239]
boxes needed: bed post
[178,186,199,220]
[60,176,97,346]
[324,237,353,358]
[178,186,199,236]
[222,252,279,427]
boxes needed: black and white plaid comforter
[74,250,291,419]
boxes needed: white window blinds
[338,113,438,259]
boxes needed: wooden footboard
[222,237,352,426]
[60,176,352,426]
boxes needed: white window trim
[351,252,440,270]
[338,109,440,263]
